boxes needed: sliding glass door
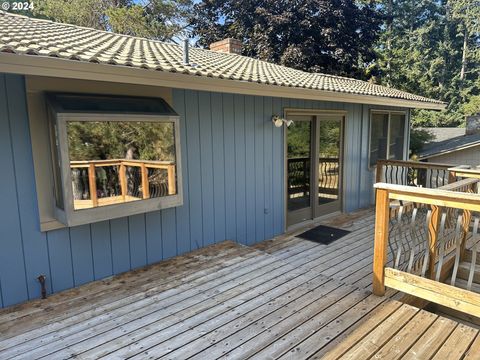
[286,113,344,227]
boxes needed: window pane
[369,113,389,167]
[318,119,341,205]
[287,118,312,212]
[67,121,177,210]
[389,114,406,160]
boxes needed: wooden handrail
[437,177,479,191]
[449,167,480,180]
[373,178,480,316]
[375,159,456,188]
[70,159,175,167]
[376,159,454,171]
[70,159,177,208]
[374,183,480,212]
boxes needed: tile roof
[0,11,445,107]
[417,127,480,158]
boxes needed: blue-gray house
[0,12,445,308]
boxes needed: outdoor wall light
[272,115,294,128]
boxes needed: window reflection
[67,121,176,210]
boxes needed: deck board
[0,209,478,359]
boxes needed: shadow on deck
[0,209,478,359]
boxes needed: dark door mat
[296,225,351,245]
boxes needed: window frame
[368,110,408,168]
[50,110,183,227]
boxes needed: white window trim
[51,111,183,227]
[368,109,408,169]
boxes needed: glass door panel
[315,115,343,217]
[286,113,343,227]
[287,116,313,225]
[318,119,340,204]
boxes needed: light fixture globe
[271,115,284,128]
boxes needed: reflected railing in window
[70,159,176,210]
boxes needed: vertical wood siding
[0,73,403,308]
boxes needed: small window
[47,93,182,227]
[369,111,406,167]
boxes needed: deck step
[457,261,480,283]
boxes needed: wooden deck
[0,209,479,359]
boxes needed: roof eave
[0,53,446,110]
[418,141,480,159]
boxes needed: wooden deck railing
[70,159,176,209]
[373,165,480,316]
[376,159,457,188]
[287,157,339,196]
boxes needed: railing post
[88,163,98,207]
[376,160,385,183]
[448,170,456,184]
[141,163,150,199]
[373,187,390,296]
[167,164,176,195]
[428,205,440,279]
[119,163,127,201]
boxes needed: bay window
[47,93,182,227]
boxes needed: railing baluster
[392,206,404,269]
[407,208,419,273]
[428,205,440,278]
[467,218,479,291]
[450,214,465,287]
[435,213,448,282]
[422,209,433,277]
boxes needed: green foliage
[287,121,311,158]
[22,0,192,41]
[190,0,382,79]
[106,5,152,37]
[319,120,340,157]
[30,0,113,29]
[67,121,175,162]
[462,95,480,116]
[287,120,340,159]
[409,128,435,156]
[374,0,480,127]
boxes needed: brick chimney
[466,113,480,135]
[209,38,242,55]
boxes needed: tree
[409,128,434,157]
[462,95,480,116]
[373,0,480,127]
[190,0,382,79]
[23,0,192,41]
[31,0,116,30]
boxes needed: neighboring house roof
[0,11,445,109]
[417,127,480,159]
